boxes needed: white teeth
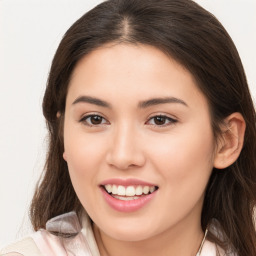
[149,186,155,193]
[143,186,150,194]
[104,184,157,196]
[126,186,136,196]
[105,184,112,193]
[117,185,126,196]
[135,186,143,195]
[113,195,140,201]
[112,185,118,194]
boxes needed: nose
[106,123,146,170]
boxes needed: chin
[106,228,153,242]
[98,218,159,242]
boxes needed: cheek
[64,130,104,173]
[148,123,215,191]
[145,125,215,228]
[63,129,107,213]
[63,124,108,202]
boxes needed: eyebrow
[72,95,188,108]
[138,97,188,108]
[72,96,111,108]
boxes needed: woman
[1,0,255,255]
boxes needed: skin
[63,43,221,256]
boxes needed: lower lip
[100,187,157,212]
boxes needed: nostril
[105,142,146,170]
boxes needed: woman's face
[63,43,216,242]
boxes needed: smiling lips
[100,180,158,212]
[105,184,157,196]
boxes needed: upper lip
[100,178,157,187]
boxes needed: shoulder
[1,211,98,256]
[0,236,42,256]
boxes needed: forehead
[67,43,207,110]
[71,43,190,84]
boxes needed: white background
[0,0,255,248]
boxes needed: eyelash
[146,115,178,127]
[79,114,177,128]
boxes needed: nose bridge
[106,120,145,169]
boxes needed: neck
[93,216,204,256]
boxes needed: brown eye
[80,114,108,126]
[90,115,103,125]
[154,116,167,125]
[147,115,177,126]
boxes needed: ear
[214,112,246,169]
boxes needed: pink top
[32,212,99,256]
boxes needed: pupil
[154,116,165,125]
[91,116,102,124]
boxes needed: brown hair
[30,0,256,254]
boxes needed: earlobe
[63,152,67,161]
[214,112,246,169]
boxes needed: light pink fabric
[200,240,218,256]
[2,253,24,256]
[32,212,93,256]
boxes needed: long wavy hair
[30,0,256,254]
